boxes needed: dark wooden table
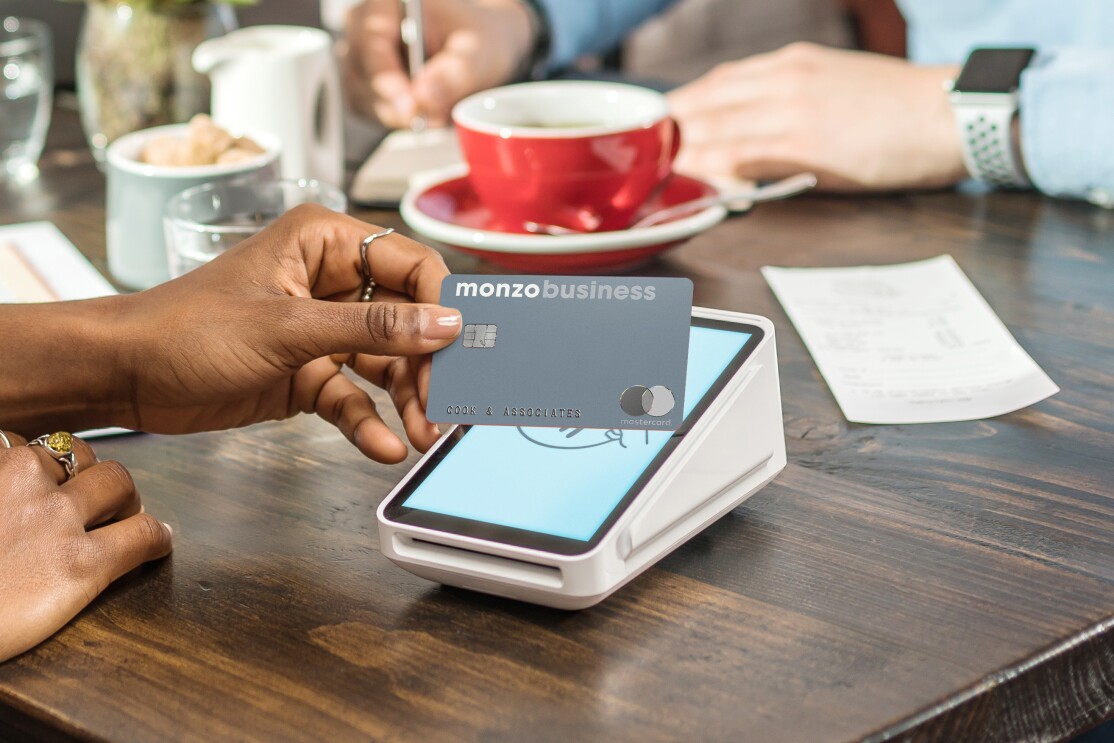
[3,103,1114,743]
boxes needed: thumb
[283,300,462,362]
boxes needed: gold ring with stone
[360,228,395,302]
[29,431,78,480]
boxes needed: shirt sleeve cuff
[536,0,675,71]
[1020,48,1114,204]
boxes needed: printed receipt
[762,256,1058,424]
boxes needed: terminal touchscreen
[382,318,764,555]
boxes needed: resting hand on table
[0,432,172,662]
[668,43,967,191]
[343,0,534,128]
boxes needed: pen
[400,0,425,78]
[400,0,426,130]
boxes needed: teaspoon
[523,172,818,236]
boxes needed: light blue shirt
[536,0,1114,202]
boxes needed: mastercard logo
[619,385,675,417]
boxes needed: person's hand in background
[0,433,172,662]
[343,0,535,128]
[668,43,967,191]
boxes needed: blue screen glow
[401,326,752,541]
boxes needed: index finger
[346,0,402,78]
[346,0,415,127]
[288,205,450,305]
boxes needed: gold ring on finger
[29,431,79,480]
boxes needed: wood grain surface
[1,102,1113,743]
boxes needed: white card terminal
[377,308,786,609]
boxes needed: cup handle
[307,61,344,187]
[654,117,682,184]
[667,117,682,166]
[645,117,682,206]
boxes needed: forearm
[0,297,136,435]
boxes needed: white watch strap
[952,100,1030,188]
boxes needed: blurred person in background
[343,0,1114,203]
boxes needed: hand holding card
[428,275,693,430]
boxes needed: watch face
[953,48,1036,94]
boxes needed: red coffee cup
[452,81,681,233]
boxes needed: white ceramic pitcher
[193,26,344,187]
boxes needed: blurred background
[8,0,905,89]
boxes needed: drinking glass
[0,17,53,181]
[164,177,347,278]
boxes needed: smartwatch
[947,48,1036,188]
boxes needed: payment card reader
[377,308,786,609]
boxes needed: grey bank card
[428,275,693,430]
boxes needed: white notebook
[349,127,462,206]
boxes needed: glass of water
[1,17,53,181]
[164,177,348,278]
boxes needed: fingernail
[421,307,462,340]
[163,522,174,536]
